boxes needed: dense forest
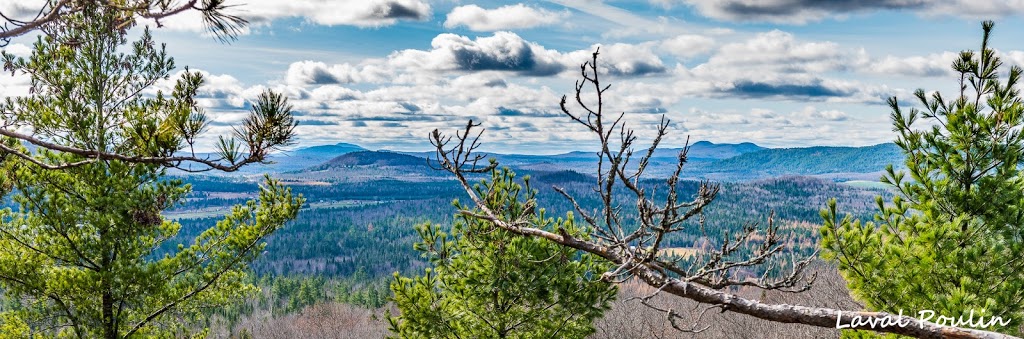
[159,166,890,336]
[171,170,884,278]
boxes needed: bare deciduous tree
[222,302,389,339]
[429,49,1019,339]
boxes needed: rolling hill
[293,143,367,158]
[315,151,427,168]
[689,143,903,180]
[295,151,442,182]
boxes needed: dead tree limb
[428,49,1020,339]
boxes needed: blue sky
[3,0,1024,154]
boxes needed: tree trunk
[103,289,116,339]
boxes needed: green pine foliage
[0,4,303,338]
[820,21,1024,335]
[388,168,616,338]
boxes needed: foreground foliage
[0,3,302,338]
[388,168,616,338]
[821,21,1024,335]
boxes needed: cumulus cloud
[564,43,667,76]
[676,106,887,147]
[1002,51,1024,68]
[667,0,1024,24]
[0,0,46,21]
[389,32,566,76]
[865,52,957,77]
[0,73,31,99]
[308,85,363,101]
[862,49,1024,78]
[150,0,431,34]
[660,34,716,59]
[444,4,567,31]
[679,0,924,24]
[284,61,391,86]
[146,70,259,113]
[682,30,882,102]
[923,0,1024,18]
[381,32,668,77]
[281,0,431,27]
[1,43,33,58]
[449,72,510,89]
[704,30,851,73]
[793,106,849,121]
[723,80,854,99]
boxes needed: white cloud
[389,32,566,76]
[862,49,1024,78]
[563,42,667,76]
[551,0,695,38]
[284,61,391,86]
[0,0,46,22]
[444,4,567,31]
[0,73,31,99]
[150,0,431,34]
[660,34,716,59]
[705,30,849,73]
[923,0,1024,18]
[274,0,431,27]
[382,32,668,77]
[668,0,1024,24]
[677,30,886,103]
[673,105,888,147]
[308,85,364,103]
[677,0,922,24]
[793,106,849,121]
[866,52,957,77]
[148,69,254,113]
[1003,51,1024,69]
[0,43,33,58]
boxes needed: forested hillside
[693,143,903,179]
[172,170,884,280]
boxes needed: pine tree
[0,3,303,338]
[821,21,1024,335]
[388,167,616,339]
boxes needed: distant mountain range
[259,141,904,183]
[216,143,368,175]
[689,143,903,181]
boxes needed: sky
[2,0,1024,154]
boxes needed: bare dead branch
[428,49,1021,338]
